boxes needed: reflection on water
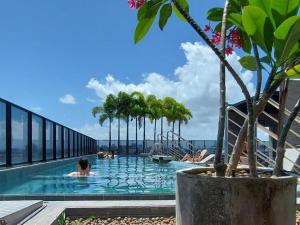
[0,156,197,195]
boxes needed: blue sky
[0,0,257,140]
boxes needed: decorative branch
[214,0,231,176]
[253,42,262,102]
[273,99,300,176]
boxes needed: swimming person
[68,158,96,176]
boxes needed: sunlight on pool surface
[0,156,198,195]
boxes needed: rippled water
[1,156,197,195]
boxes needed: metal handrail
[226,105,300,173]
[167,130,196,153]
[268,98,300,124]
[228,106,300,152]
[261,110,300,139]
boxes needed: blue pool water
[0,156,198,195]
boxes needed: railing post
[6,103,12,166]
[42,118,46,161]
[68,129,70,158]
[53,123,56,160]
[61,127,64,159]
[28,112,32,163]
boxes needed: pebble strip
[67,211,300,225]
[66,216,176,225]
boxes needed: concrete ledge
[0,193,175,201]
[64,200,175,218]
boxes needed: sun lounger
[197,154,215,164]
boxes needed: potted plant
[131,0,300,224]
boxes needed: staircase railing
[155,131,196,160]
[226,103,300,174]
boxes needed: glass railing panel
[46,120,53,160]
[32,115,43,162]
[11,107,28,164]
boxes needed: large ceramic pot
[176,167,297,225]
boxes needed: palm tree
[163,97,178,143]
[147,95,162,143]
[175,103,192,143]
[117,91,132,155]
[131,91,148,153]
[92,94,117,151]
[131,93,143,154]
[115,96,124,152]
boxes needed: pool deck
[0,200,43,225]
[1,199,300,225]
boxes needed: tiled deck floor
[0,200,43,225]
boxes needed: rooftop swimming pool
[0,156,198,196]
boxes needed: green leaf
[274,16,300,65]
[242,6,273,54]
[138,0,164,21]
[239,56,257,71]
[159,3,172,30]
[249,0,276,28]
[173,0,189,22]
[286,64,300,78]
[207,7,224,21]
[271,0,300,27]
[134,17,156,44]
[260,56,272,65]
[228,13,243,29]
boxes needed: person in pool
[68,158,96,176]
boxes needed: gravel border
[66,216,176,225]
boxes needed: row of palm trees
[92,91,192,154]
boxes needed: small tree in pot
[130,0,300,224]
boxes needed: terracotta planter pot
[176,167,297,225]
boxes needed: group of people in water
[97,149,115,159]
[68,149,115,177]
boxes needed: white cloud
[84,42,255,140]
[59,94,77,105]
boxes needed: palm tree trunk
[172,121,175,143]
[154,119,157,143]
[161,117,163,143]
[136,117,138,154]
[118,117,120,152]
[126,115,129,155]
[143,116,146,153]
[109,120,112,151]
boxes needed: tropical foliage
[131,0,300,177]
[92,91,192,154]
